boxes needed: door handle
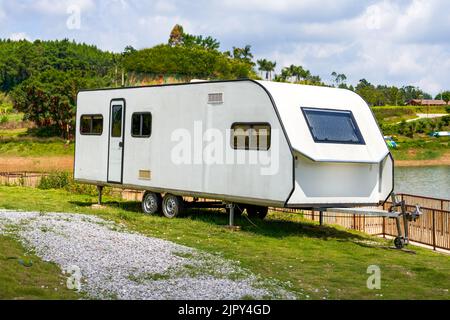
[119,142,123,148]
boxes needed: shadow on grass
[184,208,367,242]
[70,200,367,242]
[70,200,142,212]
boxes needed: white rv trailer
[75,79,394,219]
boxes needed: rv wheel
[142,192,162,215]
[162,194,184,219]
[394,237,405,249]
[246,206,269,220]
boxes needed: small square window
[80,115,103,135]
[131,113,152,138]
[231,123,271,151]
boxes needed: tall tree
[257,59,276,80]
[168,24,184,46]
[435,91,450,102]
[266,60,276,80]
[331,71,347,87]
[257,59,268,79]
[233,45,255,65]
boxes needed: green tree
[257,59,276,80]
[11,69,110,137]
[435,91,450,102]
[256,59,268,79]
[232,45,254,65]
[331,72,347,87]
[168,24,184,46]
[122,44,254,79]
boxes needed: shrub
[38,172,71,190]
[38,171,112,197]
[27,125,62,138]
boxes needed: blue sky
[1,0,449,95]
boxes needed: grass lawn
[0,128,28,139]
[0,235,79,300]
[372,106,448,125]
[0,138,74,157]
[1,113,24,124]
[0,186,449,300]
[391,136,449,161]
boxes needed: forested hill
[0,39,115,92]
[122,44,253,80]
[0,37,256,94]
[0,34,256,136]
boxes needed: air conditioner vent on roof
[208,93,224,105]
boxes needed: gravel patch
[0,210,294,300]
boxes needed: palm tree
[241,45,253,61]
[289,65,307,82]
[266,61,276,80]
[256,59,266,79]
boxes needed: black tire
[246,205,269,220]
[162,194,184,219]
[394,237,405,249]
[141,192,162,215]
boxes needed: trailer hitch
[389,193,423,249]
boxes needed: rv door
[108,99,125,184]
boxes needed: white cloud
[154,0,177,13]
[32,0,95,15]
[0,0,449,94]
[9,32,30,41]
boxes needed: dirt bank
[395,153,450,167]
[0,156,73,172]
[1,154,448,173]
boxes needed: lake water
[395,166,450,200]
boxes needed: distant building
[408,99,448,106]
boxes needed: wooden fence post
[432,210,436,251]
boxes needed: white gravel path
[0,210,294,300]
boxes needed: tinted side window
[80,115,103,135]
[111,105,122,138]
[302,108,365,145]
[231,123,271,151]
[131,113,152,138]
[91,116,103,135]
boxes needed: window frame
[301,107,366,145]
[111,105,123,138]
[131,112,152,138]
[230,122,272,151]
[80,114,104,136]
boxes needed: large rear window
[302,108,365,145]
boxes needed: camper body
[75,80,393,212]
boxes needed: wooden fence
[0,172,48,188]
[276,194,449,251]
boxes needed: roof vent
[208,93,224,105]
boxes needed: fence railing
[275,194,449,251]
[0,172,48,188]
[382,195,449,250]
